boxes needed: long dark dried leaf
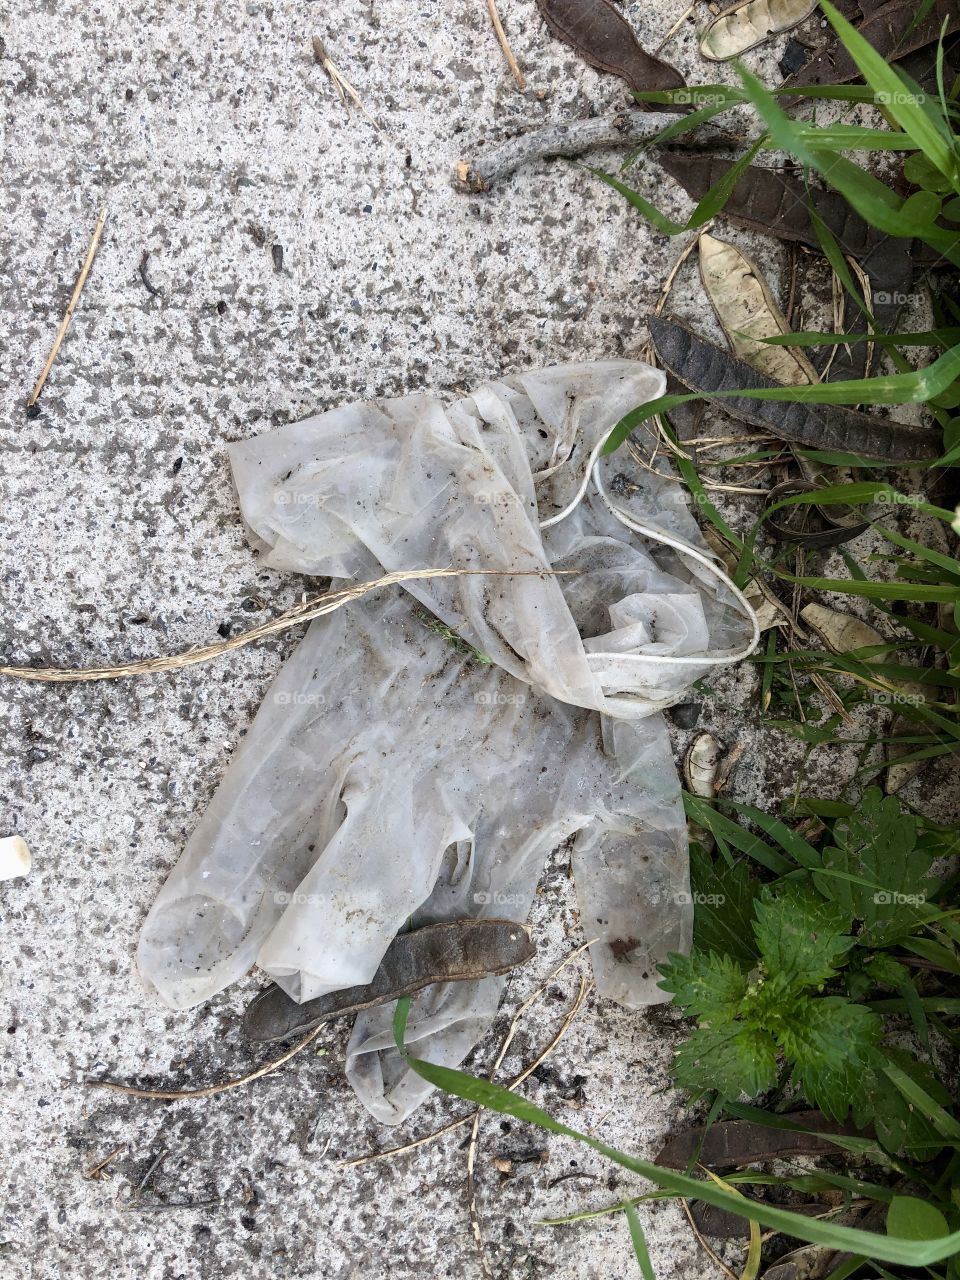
[243,919,535,1042]
[649,315,939,460]
[656,1111,858,1170]
[659,153,928,263]
[536,0,685,99]
[781,0,960,97]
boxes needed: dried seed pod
[684,733,723,798]
[800,606,928,791]
[536,0,685,98]
[0,835,31,881]
[698,232,819,386]
[700,0,819,61]
[243,918,536,1042]
[885,741,923,794]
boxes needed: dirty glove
[137,361,756,1123]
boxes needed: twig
[654,3,698,54]
[467,973,592,1280]
[454,113,735,191]
[0,567,570,684]
[485,0,526,89]
[340,941,596,1169]
[27,206,108,409]
[84,1145,124,1180]
[467,1111,496,1280]
[135,1149,166,1194]
[312,36,383,135]
[680,1197,740,1280]
[87,1022,326,1101]
[121,1197,222,1212]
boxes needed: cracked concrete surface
[2,2,955,1278]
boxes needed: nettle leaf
[673,1023,779,1099]
[854,1050,949,1158]
[658,949,749,1021]
[813,788,936,945]
[779,996,881,1121]
[753,882,855,987]
[690,848,762,966]
[863,952,910,990]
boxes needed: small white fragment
[0,835,32,881]
[684,733,722,799]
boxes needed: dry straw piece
[0,568,568,684]
[27,207,108,410]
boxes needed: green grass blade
[624,1203,657,1280]
[392,1002,960,1265]
[819,0,959,187]
[883,1061,960,1141]
[683,794,794,873]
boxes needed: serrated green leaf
[754,884,855,986]
[813,789,936,945]
[779,997,881,1120]
[657,949,749,1020]
[673,1023,779,1098]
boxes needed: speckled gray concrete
[1,2,954,1278]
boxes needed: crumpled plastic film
[137,360,758,1124]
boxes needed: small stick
[87,1022,326,1101]
[121,1197,221,1213]
[466,973,591,1280]
[654,2,698,54]
[485,0,526,89]
[27,206,108,409]
[135,1150,166,1194]
[680,1197,740,1280]
[454,112,734,191]
[138,251,162,298]
[84,1145,125,1180]
[312,36,383,135]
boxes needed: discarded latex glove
[138,361,757,1124]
